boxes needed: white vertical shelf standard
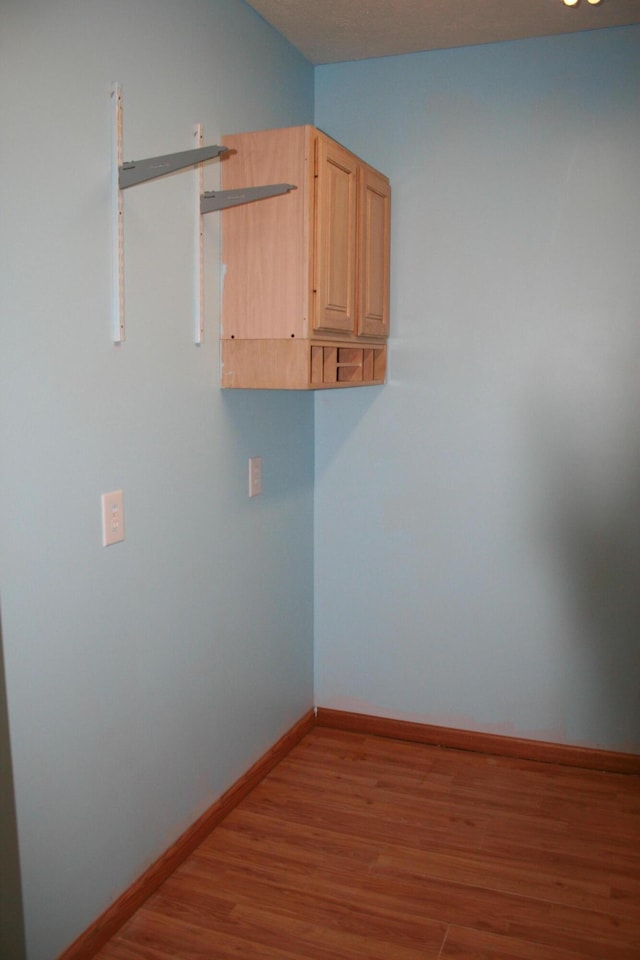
[194,123,205,344]
[111,82,125,343]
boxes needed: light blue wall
[315,27,640,752]
[0,1,314,957]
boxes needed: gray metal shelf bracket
[201,183,296,214]
[119,145,229,190]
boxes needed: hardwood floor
[94,727,640,959]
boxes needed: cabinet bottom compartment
[221,340,386,390]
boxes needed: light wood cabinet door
[358,164,391,339]
[312,135,358,336]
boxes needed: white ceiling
[243,0,640,64]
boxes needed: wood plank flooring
[94,728,640,959]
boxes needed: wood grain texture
[313,134,358,336]
[221,339,311,390]
[91,725,640,960]
[316,708,640,774]
[219,125,390,390]
[57,709,315,960]
[220,125,313,342]
[221,339,386,389]
[357,163,391,339]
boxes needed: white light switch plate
[101,489,125,546]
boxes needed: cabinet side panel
[221,127,312,340]
[221,339,311,389]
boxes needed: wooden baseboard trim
[315,708,640,775]
[57,708,315,960]
[56,704,639,959]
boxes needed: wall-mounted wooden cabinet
[220,125,390,390]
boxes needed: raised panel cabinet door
[358,164,391,338]
[313,135,358,336]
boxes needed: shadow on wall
[555,466,640,748]
[0,607,27,960]
[528,367,640,750]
